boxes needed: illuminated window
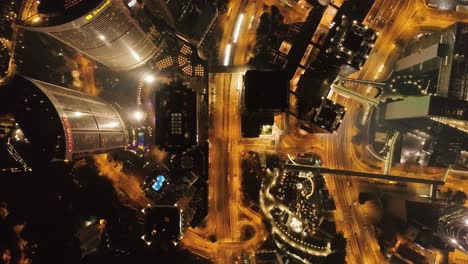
[180,44,192,55]
[170,113,182,135]
[64,0,83,9]
[156,56,173,69]
[194,65,204,77]
[182,65,193,76]
[278,41,292,55]
[178,55,188,67]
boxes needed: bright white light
[236,77,242,91]
[248,15,254,29]
[130,49,141,62]
[451,238,458,245]
[74,112,84,117]
[290,217,303,233]
[296,183,303,189]
[134,111,144,121]
[144,74,155,83]
[224,44,232,66]
[141,235,152,246]
[98,35,106,41]
[127,0,137,7]
[378,64,384,73]
[233,13,244,43]
[100,122,119,129]
[465,219,468,225]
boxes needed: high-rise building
[448,23,467,101]
[383,95,467,167]
[394,23,467,101]
[154,82,197,153]
[18,0,160,70]
[384,95,468,122]
[0,75,127,165]
[406,201,468,253]
[438,204,468,253]
[142,0,218,46]
[384,95,468,134]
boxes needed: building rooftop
[244,70,289,113]
[241,113,274,138]
[154,83,197,152]
[143,205,182,242]
[310,98,346,133]
[324,15,378,69]
[24,0,102,26]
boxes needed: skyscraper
[18,0,160,70]
[406,201,468,253]
[438,204,468,253]
[448,23,468,101]
[394,23,467,101]
[1,75,128,165]
[142,0,218,46]
[154,82,196,153]
[384,95,468,134]
[384,95,468,122]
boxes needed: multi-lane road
[185,0,468,263]
[36,0,468,262]
[313,0,468,263]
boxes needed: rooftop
[143,205,182,242]
[311,98,346,133]
[244,70,289,113]
[154,83,197,152]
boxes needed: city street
[181,0,468,263]
[39,0,468,262]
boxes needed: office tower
[384,95,468,134]
[437,204,468,253]
[449,23,467,101]
[154,82,196,153]
[142,0,218,46]
[406,201,468,253]
[1,75,127,164]
[384,95,467,122]
[394,23,467,101]
[383,95,467,167]
[18,0,159,70]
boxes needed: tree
[265,154,280,170]
[249,6,285,66]
[215,0,229,14]
[325,233,346,264]
[450,191,467,205]
[270,6,284,27]
[358,192,369,204]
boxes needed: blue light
[152,175,166,191]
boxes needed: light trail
[224,43,232,66]
[233,14,244,43]
[248,15,254,30]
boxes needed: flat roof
[244,70,289,113]
[155,83,197,152]
[144,206,181,241]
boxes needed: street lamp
[144,74,155,83]
[32,16,41,24]
[134,111,144,121]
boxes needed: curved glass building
[438,204,468,253]
[18,0,159,70]
[407,201,468,253]
[2,75,127,163]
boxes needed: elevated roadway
[284,164,445,185]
